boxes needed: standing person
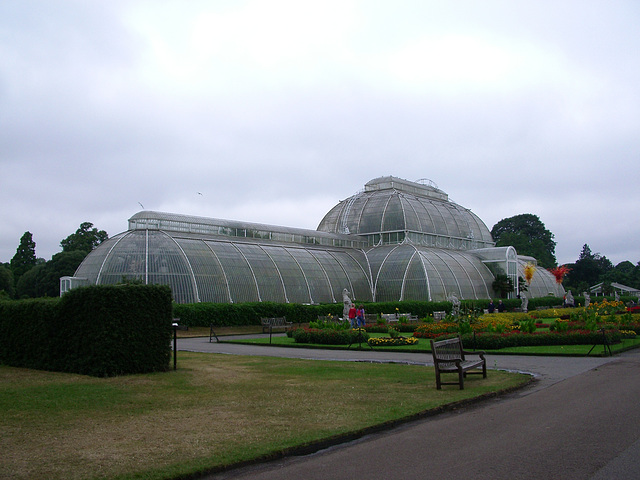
[356,305,365,327]
[497,300,506,312]
[488,299,495,313]
[348,303,357,328]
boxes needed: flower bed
[364,324,417,334]
[368,336,419,347]
[413,322,459,339]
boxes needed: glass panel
[235,243,286,303]
[374,246,411,302]
[74,234,127,283]
[96,231,147,285]
[287,249,331,304]
[381,194,405,232]
[328,251,373,302]
[261,245,309,304]
[358,194,387,233]
[208,242,258,303]
[181,239,230,303]
[147,232,196,304]
[401,253,430,301]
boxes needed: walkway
[177,336,640,479]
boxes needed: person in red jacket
[348,304,357,328]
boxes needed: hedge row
[171,297,569,327]
[0,285,173,377]
[291,328,370,345]
[459,330,622,350]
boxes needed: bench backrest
[261,317,288,325]
[431,336,465,362]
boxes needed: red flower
[549,265,571,284]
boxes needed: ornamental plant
[523,262,536,285]
[548,265,571,284]
[368,336,419,347]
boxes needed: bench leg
[435,369,442,390]
[458,366,464,389]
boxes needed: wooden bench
[430,335,486,390]
[433,311,447,321]
[381,313,398,323]
[364,313,378,324]
[260,317,292,333]
[398,313,419,323]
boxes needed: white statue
[565,290,574,307]
[447,292,461,316]
[342,288,353,319]
[520,292,529,313]
[583,291,590,308]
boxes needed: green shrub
[460,330,622,350]
[292,328,369,345]
[0,285,172,377]
[518,319,538,334]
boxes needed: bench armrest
[461,350,485,359]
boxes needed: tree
[61,222,108,254]
[492,274,514,299]
[564,244,614,292]
[0,265,15,298]
[10,231,37,279]
[602,261,640,290]
[15,250,86,298]
[491,214,557,268]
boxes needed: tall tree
[15,250,86,298]
[60,222,108,254]
[564,244,614,293]
[490,214,557,268]
[10,231,37,279]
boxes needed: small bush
[292,328,369,345]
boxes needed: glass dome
[317,176,494,250]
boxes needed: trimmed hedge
[171,297,567,327]
[0,285,173,377]
[291,328,370,345]
[459,330,622,350]
[0,298,58,370]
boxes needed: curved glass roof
[317,176,494,250]
[365,244,496,302]
[74,229,373,304]
[71,176,563,304]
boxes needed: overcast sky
[1,1,639,268]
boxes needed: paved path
[177,336,640,479]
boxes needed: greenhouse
[65,176,564,304]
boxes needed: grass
[226,332,640,356]
[1,353,529,480]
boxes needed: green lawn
[226,333,640,356]
[1,353,528,480]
